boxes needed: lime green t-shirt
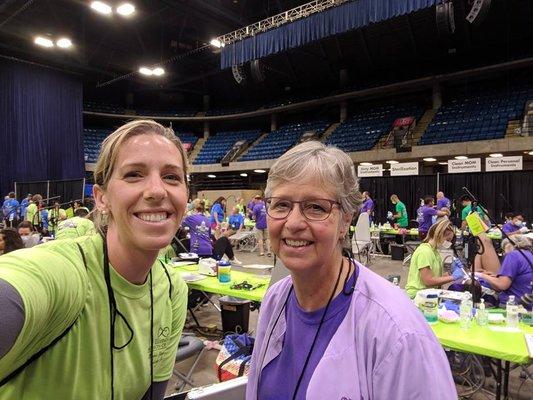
[0,234,187,399]
[461,204,486,221]
[55,216,96,240]
[395,201,408,228]
[405,243,443,299]
[25,203,38,226]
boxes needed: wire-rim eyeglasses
[265,197,341,221]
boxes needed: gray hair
[502,235,533,251]
[265,141,362,216]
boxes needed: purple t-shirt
[498,250,533,309]
[182,214,212,256]
[259,271,357,400]
[418,205,437,233]
[437,197,451,210]
[360,198,374,214]
[502,222,520,235]
[253,201,267,230]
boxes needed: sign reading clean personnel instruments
[390,162,419,176]
[448,158,481,173]
[357,164,383,177]
[485,156,523,171]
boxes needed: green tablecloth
[244,219,255,229]
[431,320,533,364]
[176,264,270,302]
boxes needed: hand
[519,226,529,233]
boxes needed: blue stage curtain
[0,60,84,195]
[221,0,441,68]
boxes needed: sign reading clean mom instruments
[485,156,523,171]
[448,158,481,173]
[390,162,419,176]
[357,164,383,177]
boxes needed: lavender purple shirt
[246,263,457,400]
[252,201,267,230]
[181,214,212,256]
[418,205,437,233]
[360,198,374,214]
[502,222,520,235]
[498,250,533,309]
[437,197,451,210]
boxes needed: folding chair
[352,212,373,265]
[173,335,206,391]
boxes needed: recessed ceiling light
[138,67,153,76]
[359,162,373,166]
[240,173,248,177]
[438,162,448,165]
[385,160,398,164]
[210,38,224,48]
[116,3,135,16]
[454,156,468,160]
[56,38,72,49]
[90,1,112,15]
[489,153,503,158]
[423,157,437,162]
[34,36,54,48]
[207,174,216,178]
[152,67,165,76]
[254,169,266,173]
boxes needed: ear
[339,212,353,238]
[93,184,109,213]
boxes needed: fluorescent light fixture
[359,162,373,166]
[254,169,266,173]
[423,157,437,162]
[116,3,135,16]
[438,162,448,165]
[454,156,468,160]
[138,67,153,76]
[90,1,112,15]
[207,174,216,178]
[152,67,165,76]
[240,173,248,177]
[34,36,54,48]
[210,38,224,48]
[489,153,503,158]
[56,38,72,49]
[529,151,533,156]
[385,160,398,164]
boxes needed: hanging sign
[485,156,522,172]
[448,158,481,173]
[390,162,419,176]
[357,164,383,177]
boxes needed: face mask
[441,240,453,249]
[514,221,523,227]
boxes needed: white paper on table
[488,326,522,333]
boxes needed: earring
[101,209,108,215]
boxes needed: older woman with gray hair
[246,141,456,400]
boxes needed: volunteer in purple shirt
[360,191,374,221]
[246,141,456,400]
[475,235,533,310]
[252,195,271,256]
[436,191,451,211]
[418,196,449,240]
[501,212,528,237]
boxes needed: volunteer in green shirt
[390,194,408,228]
[0,120,190,399]
[25,194,42,230]
[55,207,96,240]
[460,195,489,231]
[405,218,462,298]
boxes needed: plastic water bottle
[476,299,488,326]
[460,294,473,330]
[423,293,439,325]
[506,295,519,328]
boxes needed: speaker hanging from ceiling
[466,0,491,25]
[231,64,248,85]
[436,1,455,37]
[250,59,266,83]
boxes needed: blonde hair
[265,141,362,216]
[424,218,453,247]
[93,119,188,233]
[390,194,399,203]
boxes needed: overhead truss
[216,0,349,45]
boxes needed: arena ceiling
[1,0,532,108]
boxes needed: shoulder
[260,276,292,313]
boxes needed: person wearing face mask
[501,212,528,236]
[0,120,189,399]
[406,219,463,299]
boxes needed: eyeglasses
[265,197,341,221]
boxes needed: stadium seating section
[240,121,329,161]
[193,130,261,165]
[84,101,125,114]
[327,103,425,152]
[419,86,533,145]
